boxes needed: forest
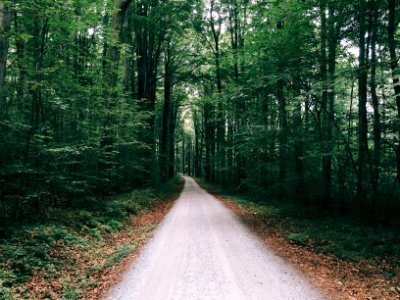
[0,0,399,297]
[1,0,399,226]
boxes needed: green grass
[0,176,182,299]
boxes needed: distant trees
[180,0,399,222]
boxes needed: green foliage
[106,244,137,267]
[0,176,181,298]
[0,286,13,300]
[287,233,307,246]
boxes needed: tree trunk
[122,4,134,98]
[204,101,213,181]
[194,110,202,177]
[168,99,178,179]
[160,43,172,182]
[370,3,381,202]
[388,0,400,184]
[320,2,331,209]
[356,0,369,217]
[278,76,287,193]
[277,21,287,196]
[293,79,305,201]
[0,3,11,118]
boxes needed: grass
[0,176,183,299]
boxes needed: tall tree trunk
[277,21,287,196]
[388,0,400,184]
[107,0,133,87]
[122,4,134,98]
[210,1,225,185]
[204,101,213,182]
[324,5,338,209]
[168,99,178,179]
[370,3,381,202]
[278,76,287,193]
[160,42,172,182]
[356,0,369,217]
[320,1,332,209]
[194,110,202,177]
[0,3,11,118]
[135,0,164,183]
[293,79,305,201]
[228,0,240,189]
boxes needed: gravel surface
[105,177,328,300]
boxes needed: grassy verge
[0,176,183,300]
[196,179,400,298]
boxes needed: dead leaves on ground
[12,197,177,300]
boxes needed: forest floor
[197,180,400,300]
[0,177,183,300]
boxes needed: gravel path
[105,177,328,300]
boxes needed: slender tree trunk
[320,2,331,208]
[122,4,134,98]
[277,21,287,196]
[194,110,202,177]
[293,79,305,201]
[324,5,338,209]
[160,42,172,181]
[210,0,225,185]
[278,76,287,192]
[356,0,369,217]
[204,101,213,181]
[370,3,381,202]
[388,0,400,184]
[168,99,178,179]
[0,3,11,118]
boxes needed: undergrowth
[0,176,182,299]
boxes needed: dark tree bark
[319,1,332,208]
[194,110,203,178]
[277,21,287,196]
[369,3,381,201]
[134,0,165,183]
[388,0,400,184]
[277,76,287,190]
[160,42,172,182]
[0,3,11,118]
[293,79,305,201]
[210,0,225,185]
[204,101,214,182]
[122,4,134,98]
[356,0,369,216]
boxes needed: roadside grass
[0,176,183,300]
[197,179,400,272]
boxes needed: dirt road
[105,177,327,300]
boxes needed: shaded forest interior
[0,0,399,229]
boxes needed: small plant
[0,286,13,300]
[287,233,308,245]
